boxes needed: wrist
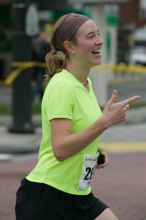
[99,114,112,130]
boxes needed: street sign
[25,4,39,37]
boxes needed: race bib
[79,153,99,190]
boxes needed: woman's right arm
[51,90,140,161]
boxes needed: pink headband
[55,13,89,52]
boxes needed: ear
[63,40,75,54]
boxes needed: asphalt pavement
[0,109,146,220]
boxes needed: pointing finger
[121,95,140,106]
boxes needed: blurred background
[0,0,146,131]
[0,0,146,220]
[0,0,146,133]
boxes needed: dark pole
[9,0,34,133]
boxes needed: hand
[96,148,109,169]
[102,90,140,127]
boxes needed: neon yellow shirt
[26,69,102,195]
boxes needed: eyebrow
[86,30,100,36]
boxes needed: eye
[86,31,101,39]
[97,31,101,37]
[87,33,94,39]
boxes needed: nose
[95,35,103,46]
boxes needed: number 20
[84,167,94,180]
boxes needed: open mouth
[92,49,101,55]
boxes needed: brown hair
[44,13,89,85]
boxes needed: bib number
[79,154,99,190]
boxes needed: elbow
[52,146,66,162]
[55,153,65,162]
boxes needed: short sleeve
[45,81,74,121]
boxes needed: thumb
[110,89,118,104]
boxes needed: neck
[66,61,90,85]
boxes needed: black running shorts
[15,178,108,220]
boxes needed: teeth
[92,50,100,54]
[93,49,100,53]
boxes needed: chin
[85,58,101,68]
[92,60,101,66]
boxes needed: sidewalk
[0,115,41,155]
[0,107,146,155]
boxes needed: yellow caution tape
[4,67,26,85]
[12,61,46,68]
[4,61,46,86]
[96,64,146,73]
[2,62,146,86]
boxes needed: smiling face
[71,19,103,68]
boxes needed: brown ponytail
[44,50,66,85]
[44,14,68,85]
